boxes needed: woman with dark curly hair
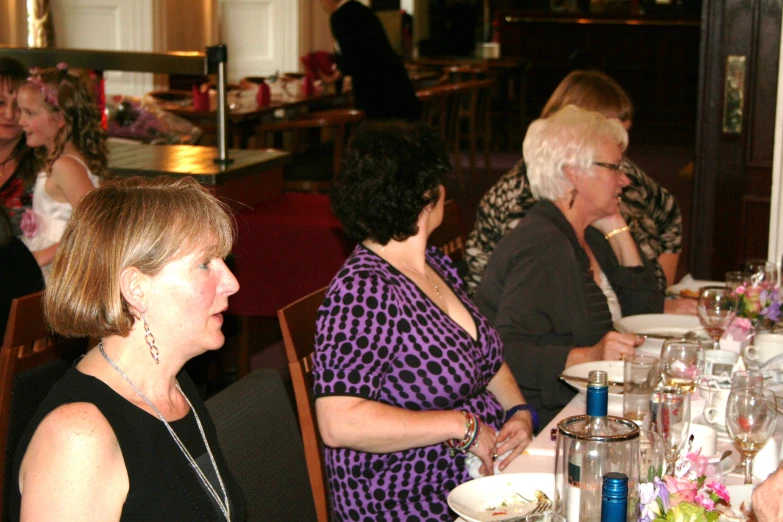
[17,65,106,277]
[314,121,534,521]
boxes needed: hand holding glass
[726,387,777,484]
[660,339,704,393]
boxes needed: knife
[559,374,624,387]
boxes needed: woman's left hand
[493,411,534,471]
[591,212,628,236]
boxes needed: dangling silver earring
[142,314,160,364]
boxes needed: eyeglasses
[592,161,627,173]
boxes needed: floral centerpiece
[638,451,735,522]
[732,284,782,331]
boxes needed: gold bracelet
[604,225,630,240]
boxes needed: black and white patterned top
[464,156,682,295]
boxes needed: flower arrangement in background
[732,284,782,330]
[638,451,733,522]
[106,95,202,145]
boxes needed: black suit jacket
[331,1,420,121]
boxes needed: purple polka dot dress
[313,245,505,521]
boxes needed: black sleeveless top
[10,367,246,521]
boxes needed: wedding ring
[492,453,499,460]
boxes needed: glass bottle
[601,472,628,522]
[555,370,639,522]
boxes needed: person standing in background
[318,0,421,121]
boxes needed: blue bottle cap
[602,472,628,501]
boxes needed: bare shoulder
[19,402,127,519]
[50,154,91,182]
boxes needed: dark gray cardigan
[474,200,664,428]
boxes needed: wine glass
[725,271,751,292]
[650,386,691,476]
[660,339,704,393]
[725,386,777,484]
[731,370,764,389]
[638,429,665,483]
[697,286,737,349]
[745,259,779,289]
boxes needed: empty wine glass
[725,387,777,484]
[650,387,691,476]
[697,286,737,349]
[638,429,665,483]
[660,339,704,393]
[725,271,751,292]
[745,260,779,289]
[730,370,764,389]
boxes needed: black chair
[205,369,318,521]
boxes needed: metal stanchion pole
[207,44,233,165]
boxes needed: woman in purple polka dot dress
[313,122,535,521]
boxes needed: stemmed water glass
[660,339,704,393]
[650,386,691,476]
[745,260,779,289]
[697,286,737,349]
[725,387,777,484]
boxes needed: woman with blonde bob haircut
[474,105,663,427]
[11,176,246,521]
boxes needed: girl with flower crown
[17,64,106,278]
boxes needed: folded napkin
[465,449,513,479]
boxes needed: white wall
[52,0,155,96]
[220,0,299,81]
[768,24,783,267]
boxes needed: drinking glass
[697,286,737,349]
[638,429,665,482]
[745,260,779,289]
[623,355,660,423]
[725,271,751,292]
[731,370,764,389]
[725,387,777,484]
[650,387,691,476]
[660,339,704,393]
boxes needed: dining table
[451,310,783,521]
[162,89,354,149]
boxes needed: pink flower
[706,481,730,503]
[735,286,746,295]
[20,209,39,239]
[695,493,715,511]
[664,476,698,506]
[684,450,710,477]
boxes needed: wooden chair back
[0,291,87,519]
[428,200,466,263]
[417,83,464,185]
[277,286,329,522]
[252,109,366,193]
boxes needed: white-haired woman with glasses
[474,105,664,427]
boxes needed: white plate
[667,280,726,299]
[615,314,709,342]
[560,361,624,397]
[448,473,555,522]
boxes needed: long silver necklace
[99,343,231,521]
[402,261,443,299]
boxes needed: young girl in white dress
[17,65,106,278]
